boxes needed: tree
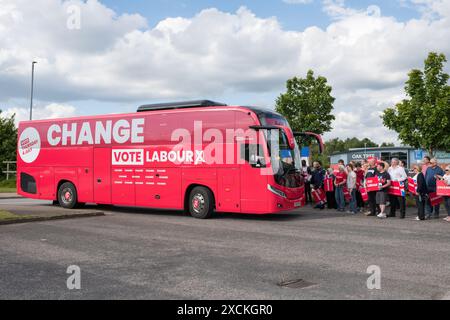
[276,70,335,134]
[382,52,450,156]
[0,110,17,179]
[379,142,395,147]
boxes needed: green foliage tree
[382,52,450,156]
[0,110,17,179]
[275,70,335,134]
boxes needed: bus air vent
[137,100,227,112]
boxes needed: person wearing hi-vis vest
[388,158,407,219]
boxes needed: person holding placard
[388,158,407,219]
[425,158,445,219]
[441,165,450,222]
[364,158,378,216]
[412,165,428,221]
[376,162,392,219]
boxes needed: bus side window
[240,144,266,168]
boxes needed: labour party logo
[18,127,41,163]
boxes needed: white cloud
[2,103,76,124]
[0,0,449,143]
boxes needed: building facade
[330,147,450,168]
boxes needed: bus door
[239,139,269,213]
[94,147,111,204]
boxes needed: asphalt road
[0,198,449,300]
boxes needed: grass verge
[0,179,16,193]
[0,210,35,222]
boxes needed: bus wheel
[58,182,78,209]
[189,187,214,219]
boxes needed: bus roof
[137,100,227,112]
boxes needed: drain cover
[278,279,316,289]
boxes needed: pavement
[0,197,449,300]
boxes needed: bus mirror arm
[294,132,325,154]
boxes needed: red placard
[365,177,380,192]
[359,187,369,202]
[436,180,450,196]
[408,177,417,195]
[429,192,443,206]
[312,188,326,204]
[388,181,406,197]
[343,187,352,202]
[324,177,334,192]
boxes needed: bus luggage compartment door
[94,148,112,204]
[217,168,241,213]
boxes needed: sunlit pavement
[0,198,449,300]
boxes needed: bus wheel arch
[184,184,215,219]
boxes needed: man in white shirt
[388,158,407,219]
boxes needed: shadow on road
[79,203,345,222]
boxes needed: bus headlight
[267,184,287,198]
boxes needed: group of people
[302,156,450,221]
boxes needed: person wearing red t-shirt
[334,165,348,211]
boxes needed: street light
[30,61,37,121]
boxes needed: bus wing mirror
[294,132,324,154]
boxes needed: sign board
[414,149,423,161]
[301,147,310,157]
[349,151,381,161]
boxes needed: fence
[2,161,16,180]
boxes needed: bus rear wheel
[188,187,214,219]
[58,182,79,209]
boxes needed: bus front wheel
[58,182,79,209]
[188,187,214,219]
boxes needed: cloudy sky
[1,0,449,143]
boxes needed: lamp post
[29,61,37,120]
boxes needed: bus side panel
[94,148,111,204]
[216,168,241,213]
[182,168,217,206]
[38,167,55,200]
[77,166,94,203]
[54,167,78,194]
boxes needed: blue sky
[101,0,421,30]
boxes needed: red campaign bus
[17,100,323,219]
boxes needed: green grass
[0,179,16,193]
[0,210,35,222]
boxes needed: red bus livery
[17,100,323,219]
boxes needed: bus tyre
[189,187,214,219]
[58,182,78,209]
